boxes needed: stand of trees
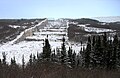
[0,34,120,78]
[82,33,120,70]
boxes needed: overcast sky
[0,0,120,19]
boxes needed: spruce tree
[11,56,16,65]
[112,46,117,69]
[68,47,72,67]
[61,37,66,64]
[2,52,7,78]
[118,40,120,66]
[79,47,84,67]
[113,34,119,47]
[72,51,76,68]
[42,38,51,59]
[112,34,118,69]
[33,54,36,65]
[94,36,103,68]
[92,36,96,47]
[102,32,108,68]
[2,52,6,65]
[80,46,86,67]
[76,54,80,67]
[56,47,61,62]
[0,59,1,77]
[51,49,56,62]
[106,40,113,69]
[84,36,91,68]
[91,36,96,68]
[22,55,25,71]
[29,54,33,67]
[102,32,107,47]
[0,59,1,66]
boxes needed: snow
[9,25,21,28]
[78,24,86,28]
[40,29,65,32]
[36,31,66,35]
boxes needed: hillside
[68,18,120,42]
[0,19,45,43]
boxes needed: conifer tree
[106,40,113,69]
[0,59,1,66]
[11,56,16,65]
[68,47,72,66]
[29,54,33,67]
[76,54,80,67]
[118,40,120,66]
[112,34,118,69]
[112,46,117,69]
[56,47,61,62]
[2,52,6,65]
[51,49,56,62]
[33,54,36,64]
[80,46,86,67]
[79,47,83,66]
[92,36,96,47]
[84,36,91,68]
[102,32,108,68]
[1,52,8,78]
[61,37,66,64]
[42,37,51,59]
[91,36,96,68]
[0,59,1,76]
[72,51,76,68]
[22,55,25,71]
[94,36,103,68]
[102,32,107,47]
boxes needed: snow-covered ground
[9,25,21,28]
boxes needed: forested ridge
[0,33,120,78]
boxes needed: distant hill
[69,18,99,24]
[92,16,120,22]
